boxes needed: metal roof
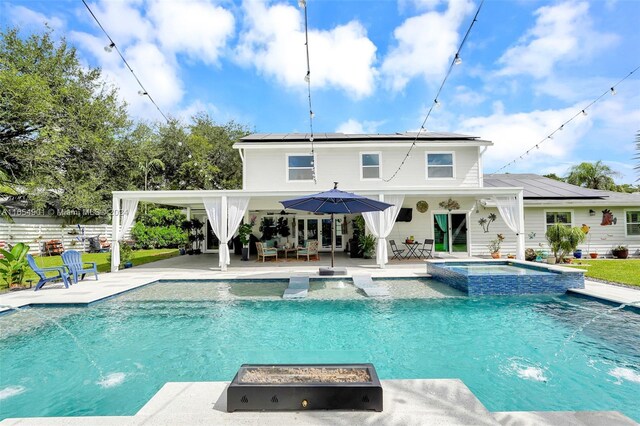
[240,132,482,142]
[484,174,609,199]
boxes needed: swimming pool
[1,279,638,421]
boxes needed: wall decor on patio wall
[438,198,460,211]
[416,200,429,213]
[478,213,497,233]
[601,209,617,226]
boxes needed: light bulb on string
[434,99,441,108]
[610,87,616,95]
[104,42,115,52]
[188,154,192,159]
[548,135,553,140]
[454,54,462,65]
[310,111,315,118]
[298,0,306,8]
[581,110,587,116]
[559,124,564,131]
[178,142,183,147]
[304,72,310,83]
[138,90,148,96]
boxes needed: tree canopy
[565,160,620,191]
[1,28,250,222]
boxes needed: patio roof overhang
[112,187,524,209]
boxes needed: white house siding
[0,223,115,255]
[468,206,640,258]
[243,145,481,191]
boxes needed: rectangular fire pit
[227,363,383,412]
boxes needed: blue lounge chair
[27,254,71,291]
[62,250,98,283]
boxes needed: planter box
[227,364,382,412]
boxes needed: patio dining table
[403,241,422,259]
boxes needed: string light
[138,90,148,96]
[300,0,316,183]
[82,0,169,124]
[383,0,484,182]
[488,64,640,175]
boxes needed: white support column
[378,193,386,269]
[111,196,120,272]
[186,207,191,221]
[220,195,228,271]
[516,190,525,260]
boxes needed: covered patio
[111,187,525,273]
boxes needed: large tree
[565,161,620,191]
[0,27,131,220]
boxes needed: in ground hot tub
[426,260,584,295]
[227,363,383,412]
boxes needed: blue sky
[3,0,639,182]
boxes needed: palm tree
[565,161,619,190]
[138,159,165,191]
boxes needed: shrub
[545,224,586,263]
[131,208,188,249]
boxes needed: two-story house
[111,132,528,271]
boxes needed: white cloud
[7,4,65,30]
[381,0,474,91]
[451,85,485,106]
[336,119,384,134]
[457,103,593,173]
[147,0,234,65]
[497,1,618,78]
[235,0,378,98]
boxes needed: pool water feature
[427,260,585,295]
[0,279,638,421]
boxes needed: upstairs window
[361,153,380,179]
[287,154,314,181]
[426,153,454,179]
[626,210,640,236]
[545,211,572,229]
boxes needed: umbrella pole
[331,213,335,268]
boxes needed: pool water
[0,280,638,421]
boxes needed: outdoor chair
[62,250,98,283]
[418,239,434,259]
[27,254,71,291]
[88,236,111,253]
[256,242,278,262]
[297,240,319,261]
[389,240,405,260]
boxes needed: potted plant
[0,242,30,290]
[359,233,377,259]
[589,252,598,259]
[238,219,255,261]
[611,245,629,259]
[276,217,291,245]
[545,224,586,264]
[120,242,134,268]
[573,249,582,259]
[488,234,504,259]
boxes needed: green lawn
[569,259,640,287]
[2,249,179,290]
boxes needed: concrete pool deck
[1,254,638,311]
[1,379,637,425]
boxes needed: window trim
[544,210,574,229]
[425,151,456,180]
[360,151,382,181]
[286,153,316,182]
[624,209,640,238]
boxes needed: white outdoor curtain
[112,198,138,268]
[493,195,521,234]
[203,196,249,270]
[362,195,404,267]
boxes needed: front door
[433,212,468,254]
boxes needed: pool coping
[1,379,636,425]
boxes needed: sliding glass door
[433,212,468,254]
